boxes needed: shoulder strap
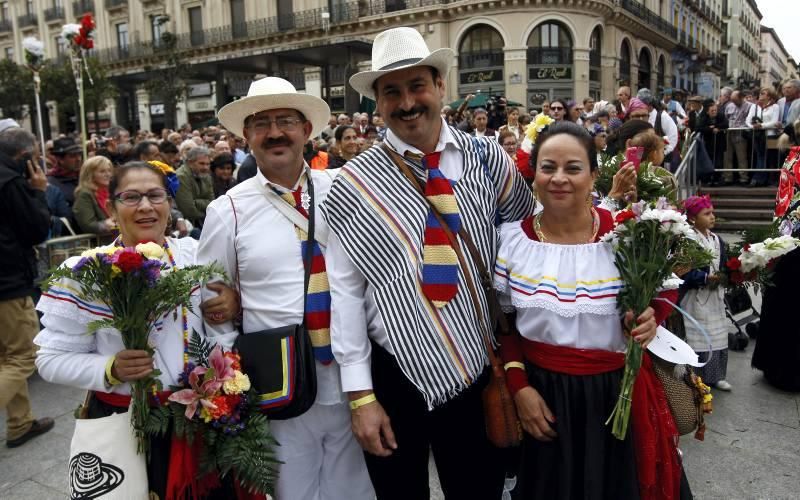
[251,173,328,246]
[226,194,243,322]
[380,143,510,354]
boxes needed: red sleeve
[651,288,678,324]
[515,149,533,181]
[498,328,529,397]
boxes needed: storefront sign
[149,104,164,116]
[529,67,572,80]
[188,82,213,97]
[460,69,503,85]
[528,92,549,105]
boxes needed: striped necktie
[276,180,334,364]
[417,151,461,308]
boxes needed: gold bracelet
[105,355,122,386]
[349,393,377,411]
[503,361,525,372]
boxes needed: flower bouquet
[42,242,223,452]
[723,235,800,291]
[147,333,279,497]
[595,153,678,204]
[601,199,697,439]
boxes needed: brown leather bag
[383,145,522,448]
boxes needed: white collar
[255,163,310,193]
[385,117,461,157]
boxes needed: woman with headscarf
[625,98,651,122]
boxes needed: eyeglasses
[114,188,169,206]
[550,106,564,111]
[245,116,305,133]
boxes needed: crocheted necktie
[418,151,461,308]
[276,180,334,364]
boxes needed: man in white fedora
[197,77,373,500]
[322,27,535,498]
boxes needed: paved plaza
[1,341,799,499]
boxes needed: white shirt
[662,99,687,120]
[745,102,781,137]
[198,167,343,405]
[649,108,679,155]
[34,238,234,394]
[326,119,464,393]
[473,128,497,140]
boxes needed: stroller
[724,286,760,351]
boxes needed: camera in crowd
[485,95,508,130]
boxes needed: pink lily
[208,345,236,382]
[169,368,220,419]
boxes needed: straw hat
[217,77,330,140]
[349,27,454,101]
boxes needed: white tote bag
[69,409,149,499]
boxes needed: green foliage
[143,18,191,130]
[0,59,34,119]
[672,238,715,273]
[188,329,214,362]
[595,153,678,204]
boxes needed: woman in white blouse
[494,122,692,498]
[35,161,239,498]
[746,87,781,186]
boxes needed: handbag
[68,395,149,499]
[382,144,522,448]
[650,356,706,438]
[227,177,317,420]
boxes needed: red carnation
[73,34,83,47]
[614,210,636,225]
[84,39,94,50]
[725,257,742,271]
[81,14,94,31]
[729,271,744,285]
[113,249,144,273]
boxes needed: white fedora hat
[217,77,331,140]
[349,27,454,101]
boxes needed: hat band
[378,57,425,71]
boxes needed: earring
[586,192,594,208]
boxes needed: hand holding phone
[624,146,645,172]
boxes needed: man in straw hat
[198,77,373,500]
[322,27,535,498]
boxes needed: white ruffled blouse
[34,237,235,395]
[493,220,628,352]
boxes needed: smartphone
[624,146,645,171]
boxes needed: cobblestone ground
[2,333,799,499]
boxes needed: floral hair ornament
[682,194,713,218]
[147,160,180,198]
[526,113,555,144]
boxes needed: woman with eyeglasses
[35,161,240,498]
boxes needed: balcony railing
[0,19,11,33]
[527,47,573,65]
[105,0,127,9]
[73,0,94,16]
[17,13,38,27]
[44,6,66,21]
[619,0,677,39]
[458,50,503,69]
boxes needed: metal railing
[619,0,677,39]
[527,47,572,65]
[674,132,701,200]
[17,13,37,27]
[0,19,11,33]
[73,0,94,15]
[104,0,127,9]
[44,6,66,21]
[458,50,503,69]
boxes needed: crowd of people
[2,23,800,500]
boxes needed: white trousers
[271,400,374,500]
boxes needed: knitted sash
[418,151,462,307]
[274,178,334,364]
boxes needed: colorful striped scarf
[275,179,334,364]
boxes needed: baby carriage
[724,286,760,351]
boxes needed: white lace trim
[34,333,96,353]
[508,295,619,317]
[36,294,103,326]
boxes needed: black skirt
[752,247,800,391]
[519,362,693,500]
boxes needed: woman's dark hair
[159,141,179,155]
[605,119,654,156]
[335,125,355,143]
[109,161,169,196]
[529,121,598,172]
[211,153,234,171]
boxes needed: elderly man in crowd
[723,90,753,185]
[47,137,83,207]
[175,146,214,230]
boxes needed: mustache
[261,137,292,149]
[391,106,427,120]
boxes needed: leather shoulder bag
[382,144,522,447]
[227,177,317,420]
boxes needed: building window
[277,0,293,31]
[620,40,632,85]
[0,2,8,22]
[152,15,167,46]
[25,0,33,15]
[458,25,503,68]
[55,36,68,56]
[527,22,573,65]
[54,0,63,8]
[4,46,13,60]
[188,7,203,46]
[230,0,245,38]
[116,22,128,49]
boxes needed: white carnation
[22,37,44,57]
[61,24,81,40]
